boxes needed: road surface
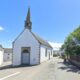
[0,57,80,80]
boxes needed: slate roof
[4,48,12,53]
[0,45,2,48]
[0,45,3,51]
[31,32,52,48]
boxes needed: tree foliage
[71,26,80,41]
[61,26,80,57]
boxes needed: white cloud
[0,26,4,31]
[48,41,63,50]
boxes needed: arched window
[21,47,30,53]
[22,49,29,53]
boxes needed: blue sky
[0,0,80,48]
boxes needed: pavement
[0,57,80,80]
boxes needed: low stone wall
[70,55,80,61]
[69,59,80,68]
[69,55,80,68]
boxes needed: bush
[53,54,58,57]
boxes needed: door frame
[21,47,31,65]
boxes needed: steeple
[25,7,32,30]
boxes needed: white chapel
[12,8,53,66]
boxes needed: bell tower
[24,7,32,30]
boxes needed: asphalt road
[0,57,80,80]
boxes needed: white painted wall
[0,50,3,65]
[3,53,12,61]
[12,29,40,66]
[40,45,52,62]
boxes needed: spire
[25,7,32,30]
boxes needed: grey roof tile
[4,48,12,53]
[0,44,3,51]
[31,32,52,48]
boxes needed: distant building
[3,48,12,62]
[12,8,53,66]
[0,45,4,65]
[49,42,63,56]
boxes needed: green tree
[62,26,80,60]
